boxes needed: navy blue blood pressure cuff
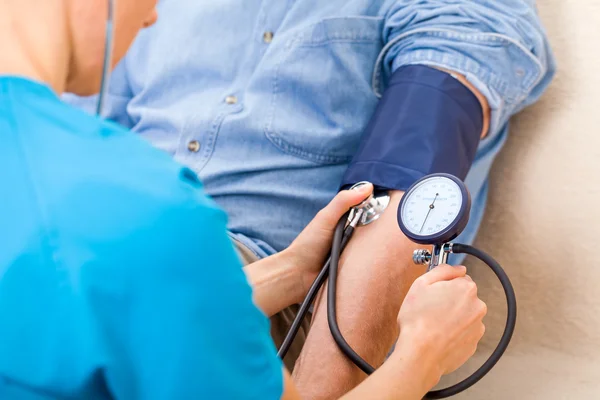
[341,65,484,191]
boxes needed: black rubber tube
[327,217,517,398]
[425,243,517,398]
[277,212,354,359]
[327,217,374,374]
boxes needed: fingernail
[350,181,372,192]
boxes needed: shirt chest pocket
[264,17,384,165]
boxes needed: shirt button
[187,140,201,153]
[225,95,238,105]
[263,31,274,43]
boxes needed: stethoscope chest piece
[348,181,391,226]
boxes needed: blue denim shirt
[66,0,555,258]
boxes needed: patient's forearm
[292,191,427,399]
[244,252,304,317]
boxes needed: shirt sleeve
[69,158,283,400]
[62,59,135,129]
[88,179,284,400]
[377,0,556,141]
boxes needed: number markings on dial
[401,176,463,236]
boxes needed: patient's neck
[0,2,70,94]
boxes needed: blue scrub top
[0,77,283,399]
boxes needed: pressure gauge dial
[398,174,471,245]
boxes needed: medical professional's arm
[293,1,555,397]
[99,194,286,399]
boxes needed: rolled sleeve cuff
[372,29,552,138]
[373,29,545,101]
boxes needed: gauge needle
[419,193,439,233]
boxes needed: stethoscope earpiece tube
[327,215,375,374]
[97,0,115,116]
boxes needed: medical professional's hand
[394,264,487,382]
[284,183,374,295]
[244,184,373,317]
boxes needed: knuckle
[478,300,488,316]
[479,323,486,338]
[316,208,331,221]
[335,192,351,205]
[458,278,477,294]
[467,280,478,295]
[470,343,479,358]
[467,279,477,290]
[415,274,428,286]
